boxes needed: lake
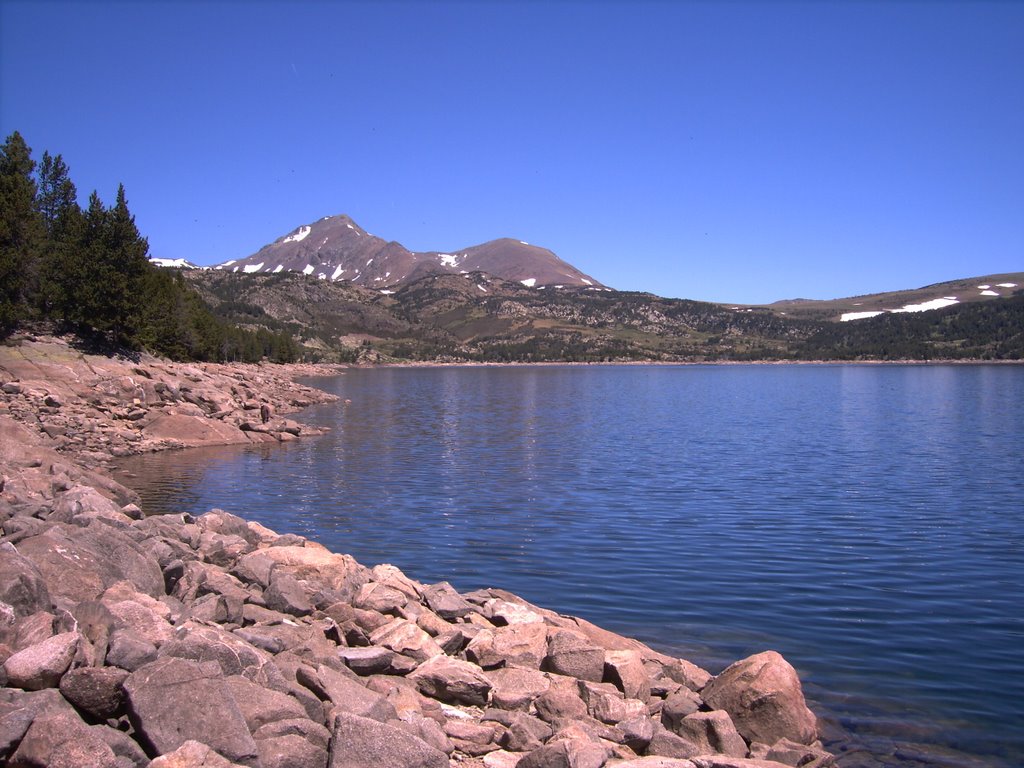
[114,364,1024,767]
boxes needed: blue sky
[2,1,1021,304]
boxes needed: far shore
[363,356,1024,368]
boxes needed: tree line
[0,131,300,362]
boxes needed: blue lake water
[113,364,1024,766]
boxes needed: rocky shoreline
[1,336,836,768]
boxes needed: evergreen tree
[68,190,111,331]
[68,184,150,345]
[102,183,150,344]
[36,152,78,235]
[0,132,45,333]
[35,151,83,317]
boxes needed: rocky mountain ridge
[213,215,607,293]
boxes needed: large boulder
[263,572,315,617]
[147,739,251,767]
[465,622,548,670]
[369,618,443,662]
[604,649,651,701]
[577,680,646,725]
[123,656,259,766]
[329,711,448,768]
[544,630,605,683]
[223,675,308,731]
[51,484,132,525]
[15,523,163,608]
[701,651,817,746]
[159,623,285,689]
[9,709,120,767]
[408,655,493,706]
[256,733,330,768]
[3,630,79,690]
[58,665,130,720]
[142,413,250,447]
[422,582,474,620]
[517,736,609,768]
[485,665,550,710]
[674,711,748,758]
[532,686,588,724]
[103,592,175,649]
[0,688,77,760]
[0,544,52,619]
[660,686,703,731]
[297,664,397,723]
[234,545,368,601]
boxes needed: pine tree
[69,190,111,332]
[102,183,150,344]
[36,152,78,235]
[0,132,45,333]
[35,151,83,317]
[69,184,150,346]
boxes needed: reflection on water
[113,364,1024,767]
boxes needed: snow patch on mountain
[243,262,264,274]
[841,296,960,322]
[892,297,959,313]
[521,278,537,288]
[283,226,311,244]
[149,257,196,269]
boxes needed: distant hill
[212,214,607,292]
[756,273,1023,323]
[179,267,1024,362]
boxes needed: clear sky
[2,1,1021,304]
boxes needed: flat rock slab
[16,523,163,606]
[329,712,448,768]
[123,656,258,766]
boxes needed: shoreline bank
[0,336,837,767]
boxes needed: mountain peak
[212,215,607,291]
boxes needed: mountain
[214,214,606,292]
[182,268,808,362]
[180,267,1024,363]
[755,273,1023,322]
